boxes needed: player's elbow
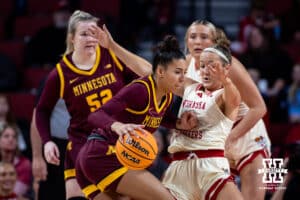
[258,102,267,118]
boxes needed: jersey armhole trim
[125,80,150,114]
[56,63,65,98]
[109,49,123,71]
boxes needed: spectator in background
[239,25,292,93]
[24,0,71,68]
[0,53,18,92]
[232,0,280,54]
[0,124,32,198]
[247,68,268,97]
[0,94,27,153]
[287,64,300,123]
[239,26,292,123]
[248,67,286,100]
[0,162,28,200]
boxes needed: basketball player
[35,10,152,200]
[162,44,244,200]
[75,36,187,200]
[184,20,271,200]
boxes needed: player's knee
[67,197,87,200]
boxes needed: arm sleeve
[88,82,149,131]
[35,69,60,144]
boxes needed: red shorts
[75,135,128,199]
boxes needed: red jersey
[88,75,174,144]
[36,46,138,144]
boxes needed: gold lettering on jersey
[142,115,162,128]
[72,73,117,96]
[106,145,116,155]
[182,99,206,110]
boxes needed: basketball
[115,129,158,170]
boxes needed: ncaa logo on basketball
[258,158,288,183]
[121,150,140,164]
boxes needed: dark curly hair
[152,35,185,73]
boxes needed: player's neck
[152,75,166,106]
[72,51,96,70]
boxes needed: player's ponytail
[215,28,231,49]
[152,35,185,73]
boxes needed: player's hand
[44,141,60,166]
[224,133,239,159]
[111,122,145,143]
[208,62,229,84]
[32,155,48,181]
[89,24,113,49]
[176,110,199,130]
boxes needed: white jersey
[186,58,271,160]
[185,57,201,82]
[168,83,234,153]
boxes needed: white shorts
[162,154,233,200]
[225,120,271,173]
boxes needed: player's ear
[156,65,165,78]
[67,33,74,44]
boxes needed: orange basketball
[115,129,158,170]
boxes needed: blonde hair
[184,20,230,54]
[64,10,99,54]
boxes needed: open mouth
[194,48,202,53]
[203,77,209,81]
[85,45,94,48]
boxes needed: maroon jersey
[88,75,174,144]
[0,193,17,200]
[36,46,138,144]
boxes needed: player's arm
[93,24,152,76]
[30,108,47,181]
[35,70,60,144]
[88,83,149,132]
[228,56,267,138]
[221,77,241,121]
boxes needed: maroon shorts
[64,140,85,180]
[75,135,128,199]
